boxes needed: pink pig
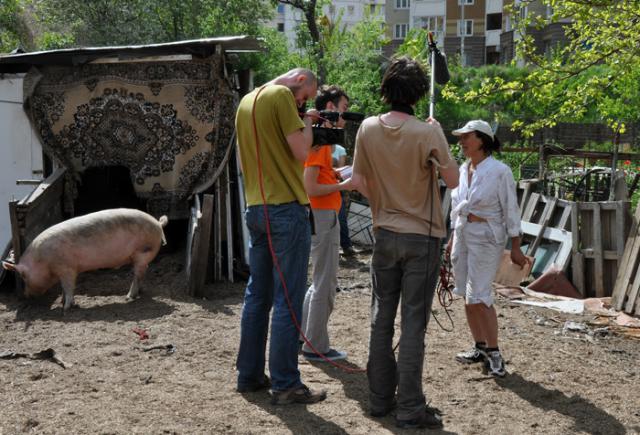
[2,208,168,312]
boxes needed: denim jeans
[367,228,440,420]
[236,202,311,392]
[338,192,352,249]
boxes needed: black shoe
[341,246,356,257]
[270,384,327,405]
[396,405,444,429]
[370,399,397,418]
[237,374,270,393]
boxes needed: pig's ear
[2,261,17,271]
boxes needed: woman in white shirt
[446,120,528,377]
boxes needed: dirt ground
[1,247,639,435]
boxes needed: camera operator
[300,85,353,362]
[235,68,327,405]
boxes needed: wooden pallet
[517,183,630,298]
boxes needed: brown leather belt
[467,213,487,223]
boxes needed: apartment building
[387,0,503,66]
[268,0,568,66]
[500,0,570,65]
[271,1,386,51]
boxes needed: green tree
[447,0,640,136]
[30,0,273,48]
[0,0,33,52]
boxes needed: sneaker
[396,405,444,429]
[237,374,271,393]
[370,399,397,418]
[270,384,327,405]
[486,351,506,377]
[302,349,347,362]
[455,345,487,364]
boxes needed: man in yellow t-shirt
[235,68,326,405]
[300,85,352,363]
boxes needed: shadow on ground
[496,373,627,435]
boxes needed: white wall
[0,74,44,250]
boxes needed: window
[414,16,444,33]
[329,4,335,14]
[348,5,355,15]
[458,19,473,36]
[370,4,376,14]
[458,0,473,4]
[395,0,409,9]
[277,23,284,32]
[276,4,284,13]
[486,13,502,31]
[394,23,408,39]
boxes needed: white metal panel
[486,29,501,46]
[412,0,446,17]
[486,0,503,14]
[0,74,44,249]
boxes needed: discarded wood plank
[611,201,640,309]
[192,194,214,296]
[522,192,540,222]
[572,252,585,297]
[225,165,234,283]
[557,202,573,231]
[528,197,558,256]
[593,203,604,297]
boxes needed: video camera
[312,111,365,146]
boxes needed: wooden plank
[528,197,557,256]
[192,194,214,296]
[225,165,234,283]
[215,181,222,282]
[572,251,585,297]
[519,182,531,217]
[8,200,23,294]
[611,202,640,309]
[522,192,539,222]
[580,249,624,260]
[557,203,573,231]
[16,167,65,207]
[186,195,202,297]
[624,264,640,314]
[593,203,605,297]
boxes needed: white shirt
[450,156,521,243]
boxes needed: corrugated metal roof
[0,36,263,73]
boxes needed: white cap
[452,120,494,140]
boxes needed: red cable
[251,87,365,373]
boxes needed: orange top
[304,145,342,211]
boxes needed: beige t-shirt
[352,115,454,238]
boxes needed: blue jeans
[367,228,440,420]
[236,202,311,392]
[338,192,352,249]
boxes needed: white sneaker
[455,345,487,364]
[486,350,506,377]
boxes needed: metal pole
[429,32,436,118]
[460,0,465,66]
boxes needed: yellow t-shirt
[235,85,309,206]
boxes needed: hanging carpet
[23,53,236,219]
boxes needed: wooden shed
[0,36,260,293]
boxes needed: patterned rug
[24,54,236,218]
